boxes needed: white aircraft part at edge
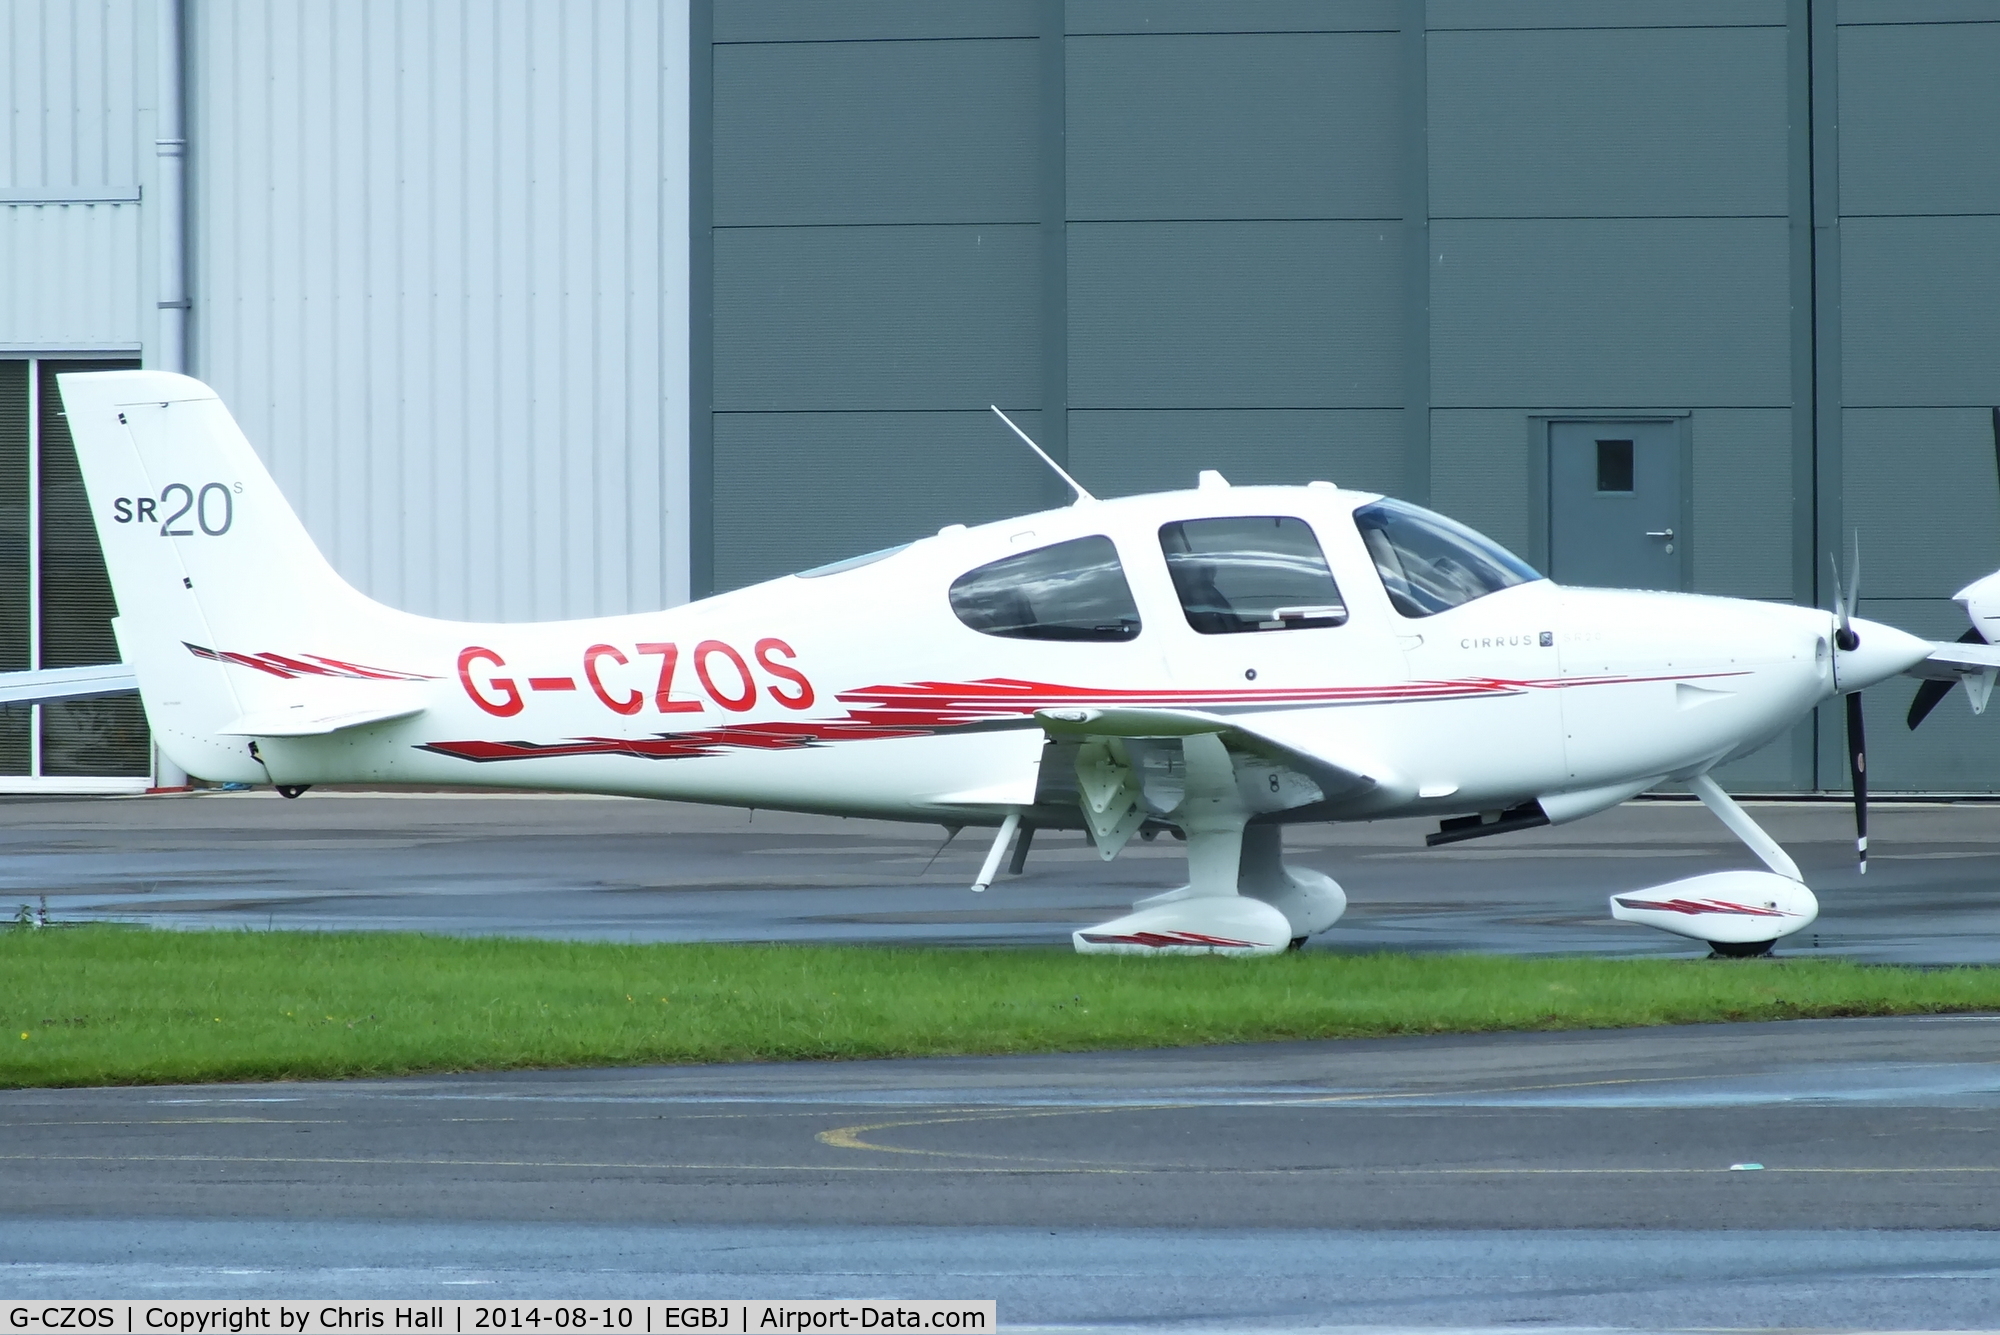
[0,662,139,708]
[56,370,1970,958]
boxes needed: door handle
[1645,529,1675,540]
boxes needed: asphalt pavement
[8,792,2000,1325]
[6,1017,2000,1325]
[4,790,2000,960]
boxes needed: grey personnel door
[1547,420,1683,590]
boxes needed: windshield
[1353,499,1541,618]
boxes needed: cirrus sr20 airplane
[56,371,2000,957]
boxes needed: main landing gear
[1059,734,1344,956]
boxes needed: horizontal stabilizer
[218,684,427,737]
[0,663,138,707]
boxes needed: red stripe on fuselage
[416,670,1747,765]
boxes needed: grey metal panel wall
[1426,410,1534,557]
[1427,0,1785,27]
[1833,8,2000,790]
[1842,218,2000,407]
[1430,219,1791,408]
[715,1,1037,43]
[1068,222,1402,410]
[1069,409,1404,501]
[713,411,1051,590]
[1844,408,2000,599]
[1839,21,2000,216]
[1068,1,1396,34]
[0,0,153,351]
[1429,27,1788,218]
[709,17,1045,591]
[713,224,1041,410]
[1067,33,1399,220]
[1058,17,1404,507]
[1690,409,1792,600]
[714,39,1039,226]
[1839,0,2000,24]
[190,0,688,623]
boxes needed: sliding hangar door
[695,0,2000,794]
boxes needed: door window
[949,535,1141,642]
[1355,498,1541,618]
[1157,516,1346,635]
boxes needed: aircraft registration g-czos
[59,371,2000,957]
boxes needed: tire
[1707,938,1776,959]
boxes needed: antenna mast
[989,405,1095,504]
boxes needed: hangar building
[2,0,1996,795]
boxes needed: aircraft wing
[1906,639,2000,681]
[1033,704,1384,807]
[0,663,139,707]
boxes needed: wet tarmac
[3,790,1999,960]
[6,1017,2000,1325]
[8,793,2000,1324]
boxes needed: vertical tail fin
[59,370,423,780]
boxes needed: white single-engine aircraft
[57,371,2000,956]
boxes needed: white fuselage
[241,484,1846,829]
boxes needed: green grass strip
[5,925,2000,1089]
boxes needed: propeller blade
[1846,690,1868,875]
[1907,629,1985,730]
[1829,552,1859,651]
[1845,533,1862,628]
[1908,678,1955,731]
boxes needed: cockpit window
[948,535,1142,642]
[1353,498,1541,618]
[1157,516,1347,635]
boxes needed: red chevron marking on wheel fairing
[417,670,1749,764]
[1612,896,1793,918]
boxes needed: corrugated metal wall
[188,0,690,621]
[0,0,154,352]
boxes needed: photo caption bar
[4,1304,994,1334]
